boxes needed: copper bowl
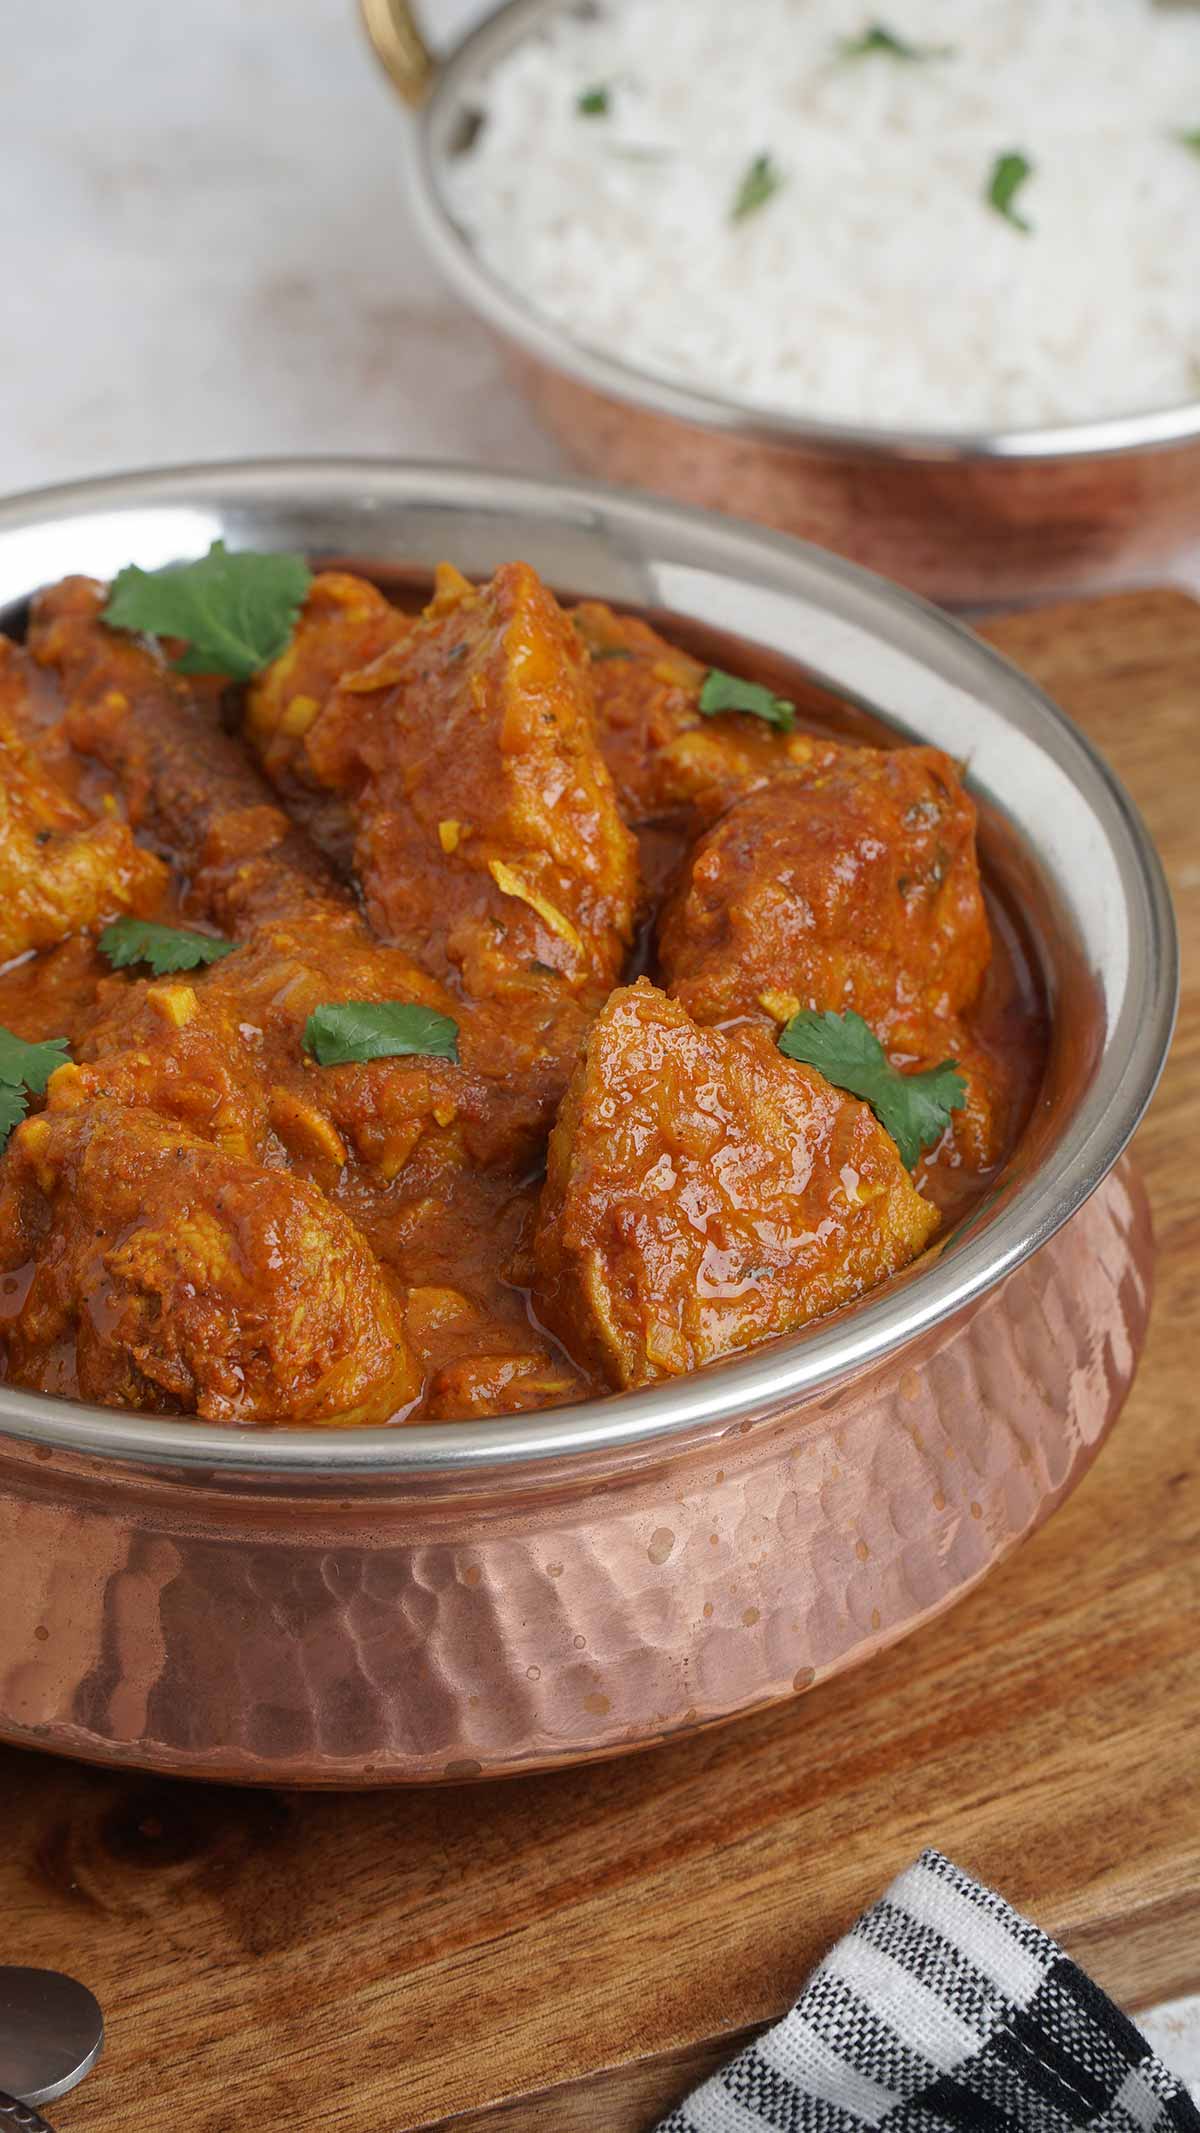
[364,0,1200,609]
[0,459,1176,1786]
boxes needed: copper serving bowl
[364,0,1200,609]
[0,460,1176,1787]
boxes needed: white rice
[445,0,1200,431]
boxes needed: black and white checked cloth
[657,1850,1199,2133]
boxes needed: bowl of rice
[364,0,1200,606]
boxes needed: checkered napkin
[657,1850,1199,2133]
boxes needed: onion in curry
[0,557,1045,1425]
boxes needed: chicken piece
[533,981,938,1389]
[71,916,533,1182]
[3,937,523,1420]
[0,640,166,960]
[658,746,1001,1166]
[29,575,346,936]
[28,576,541,1175]
[0,1095,417,1425]
[68,994,270,1161]
[245,571,410,865]
[572,601,843,826]
[659,744,1001,1168]
[661,746,989,1040]
[252,562,641,1121]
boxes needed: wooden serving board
[3,590,1198,2133]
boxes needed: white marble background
[1,0,561,495]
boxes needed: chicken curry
[0,551,1045,1426]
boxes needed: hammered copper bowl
[365,0,1200,608]
[0,460,1176,1787]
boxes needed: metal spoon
[0,2096,56,2131]
[0,1970,104,2129]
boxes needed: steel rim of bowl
[402,0,1200,465]
[0,454,1178,1474]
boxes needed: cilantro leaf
[0,1084,29,1146]
[102,540,312,681]
[778,1007,966,1169]
[732,154,784,223]
[304,1001,460,1068]
[986,150,1034,234]
[0,1026,71,1096]
[1177,129,1200,158]
[838,22,954,60]
[99,917,236,977]
[0,1024,71,1153]
[699,666,795,732]
[577,83,610,115]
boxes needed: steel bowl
[0,459,1176,1786]
[364,0,1200,609]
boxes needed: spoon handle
[0,2094,54,2132]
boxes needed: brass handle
[360,0,435,106]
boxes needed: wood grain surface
[3,589,1197,2133]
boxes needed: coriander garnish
[838,22,954,60]
[779,1008,965,1170]
[698,667,795,732]
[0,1028,71,1097]
[99,917,236,977]
[577,84,610,116]
[0,1026,72,1151]
[102,540,312,680]
[1177,129,1200,158]
[303,1001,460,1068]
[986,150,1034,234]
[732,154,784,223]
[0,1085,29,1145]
